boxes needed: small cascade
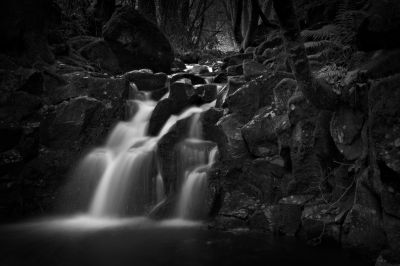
[89,100,158,217]
[174,112,219,220]
[176,147,218,220]
[70,95,213,218]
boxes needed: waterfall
[69,96,213,218]
[174,111,219,220]
[89,100,158,217]
[176,147,218,220]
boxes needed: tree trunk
[271,0,338,110]
[233,0,244,47]
[242,0,259,49]
[138,0,157,24]
[241,0,250,39]
[88,0,115,24]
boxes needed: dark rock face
[330,107,365,161]
[241,107,278,158]
[102,7,174,73]
[148,98,176,136]
[79,39,120,74]
[0,64,131,220]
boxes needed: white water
[70,96,214,218]
[176,147,218,220]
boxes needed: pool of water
[0,215,370,266]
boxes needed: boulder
[147,98,176,136]
[170,73,206,85]
[169,82,195,108]
[40,96,104,149]
[189,64,210,75]
[241,107,279,158]
[265,203,302,236]
[273,78,297,115]
[243,60,268,80]
[123,70,167,91]
[79,39,120,74]
[330,107,365,161]
[226,64,243,76]
[215,114,250,164]
[192,84,217,104]
[213,72,227,83]
[103,7,174,73]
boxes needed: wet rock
[123,70,167,91]
[289,117,323,195]
[48,72,131,105]
[213,72,227,83]
[241,107,278,157]
[150,87,168,101]
[215,84,228,108]
[148,98,175,136]
[169,82,195,108]
[265,203,302,236]
[226,76,247,96]
[215,114,250,164]
[223,53,253,68]
[79,39,120,74]
[170,73,206,85]
[242,158,287,204]
[218,189,259,222]
[300,204,347,245]
[226,72,293,122]
[330,107,365,161]
[40,96,105,149]
[273,78,297,115]
[201,108,224,143]
[226,64,243,76]
[192,84,217,104]
[103,7,173,73]
[243,60,267,80]
[189,64,210,75]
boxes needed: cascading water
[71,95,214,219]
[89,100,158,217]
[172,111,219,220]
[176,147,218,220]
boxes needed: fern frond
[301,24,338,41]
